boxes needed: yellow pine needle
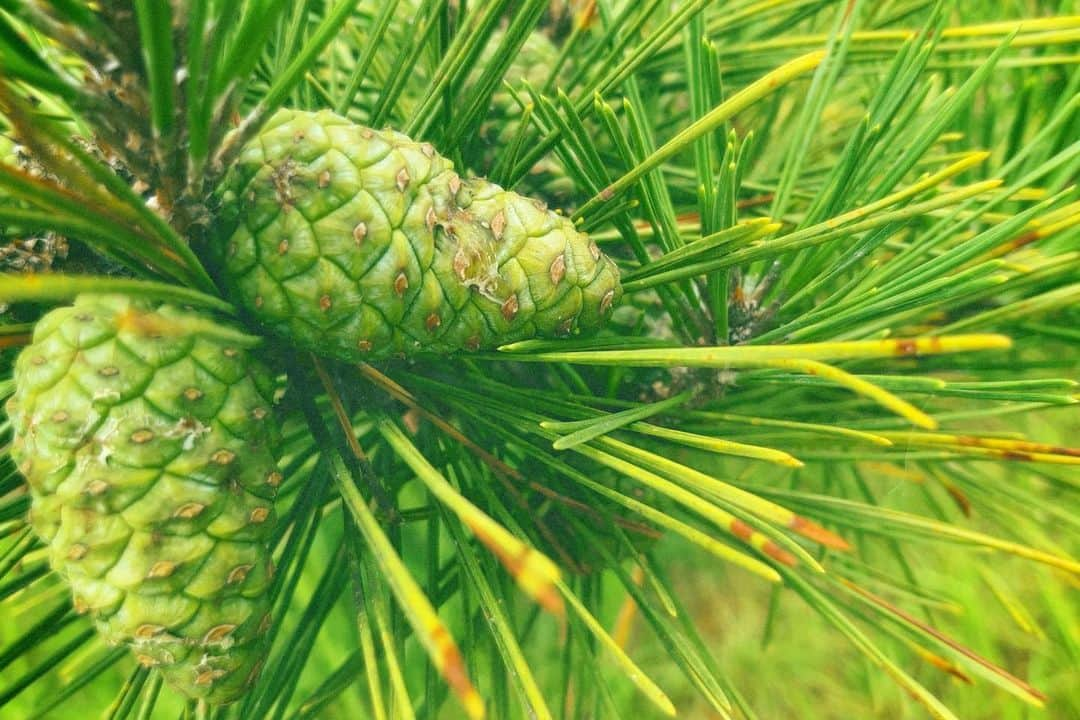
[637,557,680,618]
[576,441,810,569]
[1007,187,1050,201]
[728,162,997,268]
[941,16,1080,35]
[979,568,1046,639]
[843,580,1047,707]
[939,28,1080,50]
[599,437,850,551]
[766,359,937,430]
[816,496,1080,574]
[5,562,59,613]
[357,363,592,573]
[678,522,786,581]
[824,153,992,228]
[543,390,694,450]
[691,411,893,446]
[501,333,1012,365]
[1033,202,1080,232]
[787,575,962,720]
[629,422,805,467]
[557,579,678,718]
[940,283,1080,332]
[56,633,113,683]
[378,420,565,616]
[443,518,554,720]
[333,454,485,720]
[777,176,1002,251]
[984,201,1080,259]
[654,512,785,583]
[611,582,641,650]
[719,17,1080,53]
[998,260,1033,273]
[578,50,826,216]
[512,345,941,428]
[621,219,779,282]
[0,273,235,314]
[881,431,1080,465]
[587,177,1000,294]
[1012,250,1080,276]
[373,603,417,720]
[933,473,973,517]
[556,458,783,582]
[910,645,974,685]
[356,610,388,720]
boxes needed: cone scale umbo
[5,295,282,704]
[213,109,621,360]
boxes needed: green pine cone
[214,108,620,361]
[5,295,282,704]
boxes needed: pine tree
[0,2,1077,719]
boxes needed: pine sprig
[0,2,1077,719]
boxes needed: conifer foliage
[0,2,1076,719]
